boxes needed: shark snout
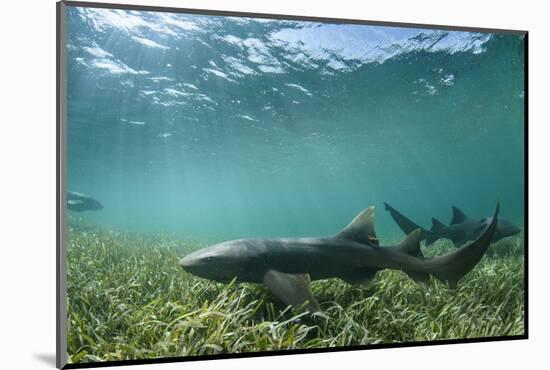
[179,255,198,270]
[500,220,522,237]
[179,249,213,274]
[509,224,522,235]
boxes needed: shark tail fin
[384,202,428,237]
[427,203,499,289]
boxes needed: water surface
[66,7,525,243]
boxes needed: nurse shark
[180,204,499,312]
[67,191,103,212]
[384,202,520,247]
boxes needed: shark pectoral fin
[263,270,320,313]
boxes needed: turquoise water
[66,7,525,243]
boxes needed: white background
[0,0,546,368]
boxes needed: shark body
[384,202,520,247]
[180,204,499,312]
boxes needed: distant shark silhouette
[180,204,499,312]
[384,202,520,247]
[67,191,103,212]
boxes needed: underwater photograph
[62,3,526,366]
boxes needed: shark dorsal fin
[431,217,445,231]
[397,229,422,256]
[337,206,379,246]
[451,206,469,224]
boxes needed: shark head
[479,217,521,241]
[494,218,522,240]
[179,239,262,282]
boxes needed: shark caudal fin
[426,203,499,289]
[383,203,423,234]
[384,202,433,242]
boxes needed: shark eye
[205,256,216,262]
